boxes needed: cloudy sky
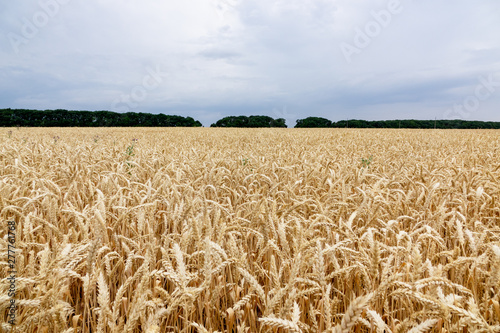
[1,0,499,127]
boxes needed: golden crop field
[1,127,500,333]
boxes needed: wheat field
[1,127,500,332]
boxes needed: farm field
[1,127,500,332]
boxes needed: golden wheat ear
[5,128,500,331]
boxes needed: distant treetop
[294,117,500,129]
[2,109,499,129]
[0,109,202,127]
[210,115,287,128]
[295,117,332,128]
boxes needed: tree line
[210,116,287,128]
[295,117,500,129]
[2,109,500,129]
[0,109,202,127]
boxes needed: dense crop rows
[1,128,500,332]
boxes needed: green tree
[211,115,286,128]
[295,117,332,128]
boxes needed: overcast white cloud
[1,0,499,126]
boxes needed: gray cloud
[1,0,499,127]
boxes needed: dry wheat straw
[1,128,500,331]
